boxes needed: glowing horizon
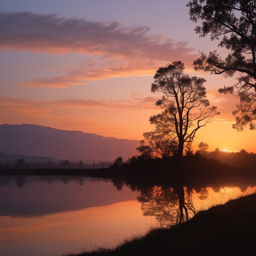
[0,1,255,154]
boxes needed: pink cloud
[0,95,160,139]
[16,59,162,87]
[0,93,244,140]
[0,91,239,117]
[0,12,197,61]
[0,92,239,123]
[0,12,199,87]
[0,95,159,111]
[206,90,240,121]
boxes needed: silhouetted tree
[151,61,219,157]
[113,156,123,167]
[198,142,209,157]
[45,161,57,169]
[215,148,220,153]
[15,159,26,169]
[240,149,248,154]
[59,160,70,168]
[3,162,10,169]
[78,161,84,168]
[137,116,178,158]
[188,0,256,131]
[127,156,138,165]
[185,143,194,156]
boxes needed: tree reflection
[197,187,209,200]
[15,176,26,188]
[111,177,124,191]
[137,185,195,228]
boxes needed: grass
[64,192,256,256]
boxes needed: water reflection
[131,174,256,228]
[136,183,256,228]
[0,176,137,217]
[1,174,256,256]
[1,175,256,221]
[137,185,195,228]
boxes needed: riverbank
[65,192,256,256]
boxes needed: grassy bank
[65,193,256,256]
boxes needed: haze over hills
[0,152,61,164]
[0,124,140,162]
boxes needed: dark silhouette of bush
[15,159,26,169]
[109,152,232,174]
[207,150,256,168]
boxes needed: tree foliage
[150,61,219,157]
[15,159,26,169]
[137,112,178,158]
[187,0,256,131]
[113,156,123,167]
[137,186,195,227]
[198,141,209,157]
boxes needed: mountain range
[0,152,61,164]
[0,124,140,162]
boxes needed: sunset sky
[0,0,255,153]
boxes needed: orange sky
[0,1,255,154]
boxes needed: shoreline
[65,192,256,255]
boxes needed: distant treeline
[206,150,256,169]
[110,154,235,174]
[110,150,256,173]
[0,159,111,170]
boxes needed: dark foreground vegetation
[66,193,256,256]
[1,154,255,181]
[0,155,251,176]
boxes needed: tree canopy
[149,61,219,157]
[137,112,178,158]
[198,141,209,157]
[187,0,256,131]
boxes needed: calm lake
[1,175,256,256]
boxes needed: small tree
[240,149,248,155]
[187,0,256,131]
[215,148,220,153]
[151,61,219,157]
[198,142,209,157]
[137,111,178,158]
[78,161,84,168]
[15,159,26,169]
[113,156,123,167]
[59,160,70,168]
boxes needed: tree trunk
[177,138,184,158]
[177,185,186,224]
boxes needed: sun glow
[223,149,227,152]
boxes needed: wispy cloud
[52,97,158,109]
[0,92,239,119]
[0,12,199,87]
[0,95,159,138]
[0,93,241,139]
[0,95,159,111]
[16,59,160,87]
[0,12,197,60]
[207,90,240,121]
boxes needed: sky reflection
[1,175,256,256]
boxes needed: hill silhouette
[0,124,139,162]
[0,152,61,164]
[206,151,256,168]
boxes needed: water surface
[1,175,256,256]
